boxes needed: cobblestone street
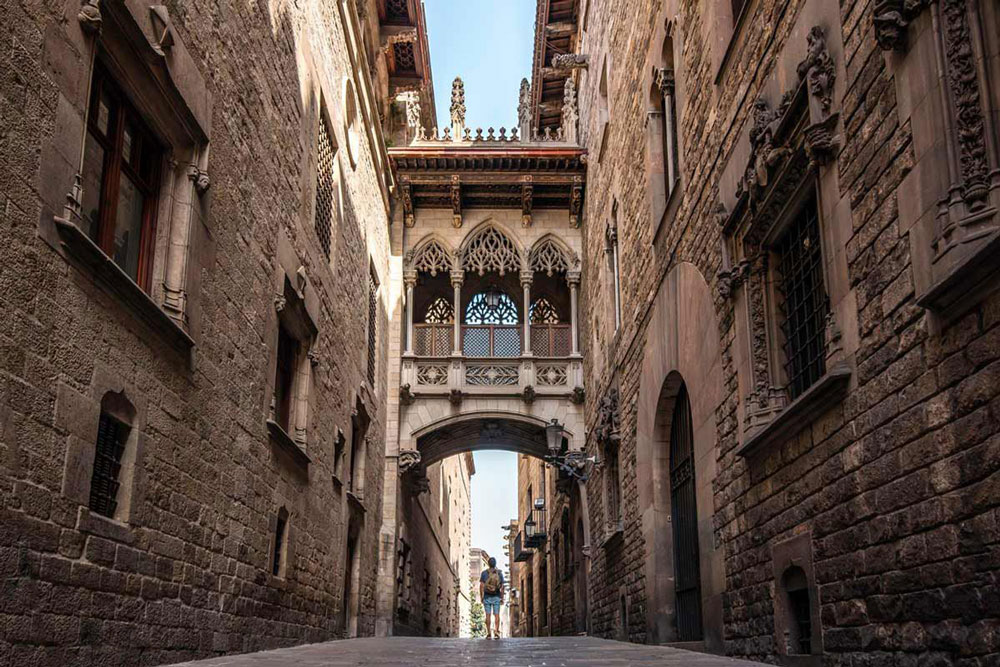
[172,637,768,666]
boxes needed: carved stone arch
[635,262,725,650]
[406,235,455,276]
[458,219,524,276]
[529,234,578,276]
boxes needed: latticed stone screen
[465,363,520,386]
[393,42,416,71]
[314,119,337,259]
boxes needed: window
[367,264,379,387]
[272,508,288,577]
[781,567,813,655]
[775,193,828,400]
[314,114,339,260]
[606,213,622,332]
[424,297,454,324]
[81,64,163,289]
[273,324,299,433]
[656,35,680,199]
[88,411,130,518]
[349,403,369,498]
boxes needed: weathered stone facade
[0,0,407,663]
[561,0,1000,663]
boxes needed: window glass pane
[81,132,106,241]
[122,122,134,165]
[112,174,145,280]
[96,91,112,136]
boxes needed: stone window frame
[270,506,291,579]
[886,0,1000,321]
[646,14,686,241]
[595,385,624,544]
[770,532,822,665]
[716,19,856,459]
[265,232,320,470]
[57,364,149,541]
[595,55,612,163]
[366,259,381,390]
[347,397,371,503]
[41,3,211,361]
[711,0,755,84]
[343,77,362,170]
[605,201,623,333]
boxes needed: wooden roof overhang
[531,0,580,133]
[390,146,586,217]
[378,0,433,96]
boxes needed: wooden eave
[530,0,579,133]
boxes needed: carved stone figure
[594,387,621,447]
[570,386,585,405]
[399,383,416,406]
[518,78,532,139]
[873,0,931,51]
[398,449,422,474]
[521,385,537,404]
[797,26,835,116]
[562,78,579,145]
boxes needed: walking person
[479,557,505,639]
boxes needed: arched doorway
[668,383,702,641]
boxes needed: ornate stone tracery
[529,238,573,276]
[461,225,522,276]
[407,239,452,276]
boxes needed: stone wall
[575,0,1000,663]
[0,0,393,664]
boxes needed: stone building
[543,0,1000,664]
[0,0,435,663]
[4,0,1000,663]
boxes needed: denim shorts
[483,595,502,614]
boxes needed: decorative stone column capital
[567,270,581,286]
[519,269,534,287]
[79,0,102,34]
[450,270,465,288]
[403,270,418,288]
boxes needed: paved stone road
[172,637,770,666]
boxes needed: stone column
[451,270,464,355]
[403,270,416,355]
[568,270,581,356]
[521,269,533,356]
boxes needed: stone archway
[635,262,725,650]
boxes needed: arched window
[464,290,519,325]
[424,297,454,324]
[530,296,561,324]
[655,31,680,198]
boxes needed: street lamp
[545,418,565,456]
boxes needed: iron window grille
[314,117,337,259]
[88,412,130,518]
[367,267,378,386]
[775,194,829,401]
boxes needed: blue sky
[423,0,535,576]
[424,0,535,132]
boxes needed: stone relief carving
[521,386,537,404]
[940,0,989,210]
[448,389,464,405]
[461,225,521,276]
[594,387,621,447]
[570,386,585,405]
[529,238,572,276]
[552,53,589,70]
[408,239,452,276]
